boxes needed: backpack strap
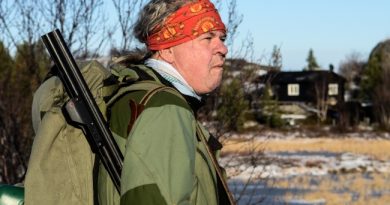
[103,62,188,138]
[106,80,186,136]
[126,84,180,134]
[106,80,182,106]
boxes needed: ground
[220,130,390,205]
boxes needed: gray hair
[133,0,196,46]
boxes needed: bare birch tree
[314,78,328,123]
[0,0,17,49]
[110,0,144,53]
[0,0,107,184]
[37,0,107,57]
[208,1,271,204]
[373,60,390,130]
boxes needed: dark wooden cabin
[258,70,346,107]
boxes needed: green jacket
[98,65,221,205]
[25,61,222,205]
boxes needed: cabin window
[287,84,300,96]
[328,83,338,95]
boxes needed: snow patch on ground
[222,152,390,181]
[220,130,390,204]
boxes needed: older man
[97,0,234,204]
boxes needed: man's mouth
[213,64,224,68]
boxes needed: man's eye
[220,36,227,42]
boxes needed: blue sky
[228,1,390,71]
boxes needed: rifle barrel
[41,29,123,192]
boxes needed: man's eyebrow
[206,32,215,37]
[209,31,226,38]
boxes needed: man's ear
[158,48,175,63]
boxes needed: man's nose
[216,39,228,56]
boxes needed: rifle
[41,29,123,192]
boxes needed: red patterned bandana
[146,0,226,50]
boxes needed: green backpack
[23,59,180,205]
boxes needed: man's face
[169,30,228,94]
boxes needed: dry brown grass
[270,173,390,205]
[223,136,390,204]
[222,137,390,160]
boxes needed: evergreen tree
[0,42,14,94]
[329,64,334,72]
[13,41,51,88]
[0,41,14,119]
[0,41,50,184]
[305,49,319,71]
[361,51,382,101]
[270,45,282,71]
[361,39,390,130]
[259,82,283,128]
[217,78,250,132]
[0,42,14,76]
[0,42,17,184]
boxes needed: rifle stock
[41,29,123,192]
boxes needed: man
[98,0,232,204]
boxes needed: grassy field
[222,137,390,161]
[271,173,390,205]
[222,135,390,204]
